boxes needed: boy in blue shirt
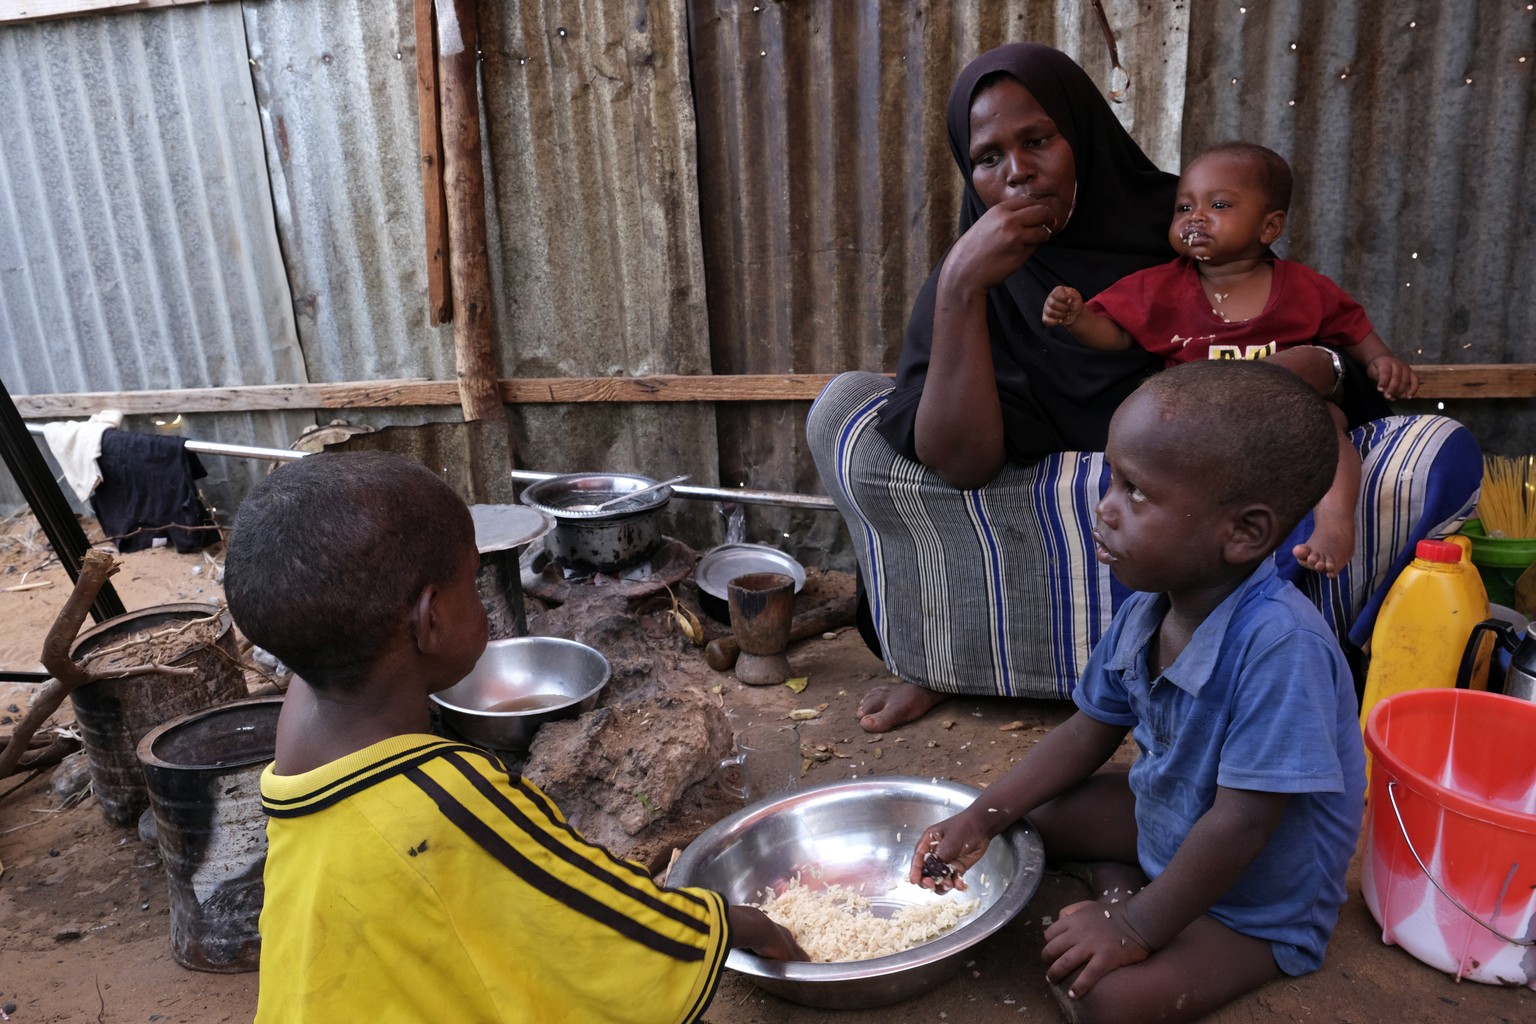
[909,360,1366,1024]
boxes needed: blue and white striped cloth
[808,371,1482,701]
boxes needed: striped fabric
[256,735,728,1024]
[807,371,1482,701]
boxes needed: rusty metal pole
[435,0,505,427]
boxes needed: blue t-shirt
[1073,558,1367,975]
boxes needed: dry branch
[0,550,193,780]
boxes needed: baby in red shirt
[1043,142,1419,577]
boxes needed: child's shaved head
[224,451,475,691]
[1139,360,1336,538]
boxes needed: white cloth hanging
[40,409,124,502]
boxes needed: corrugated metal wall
[2,0,1532,566]
[475,0,721,547]
[0,1,313,520]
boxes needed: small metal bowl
[430,637,611,750]
[695,543,807,623]
[668,776,1044,1008]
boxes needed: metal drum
[136,695,281,973]
[69,603,246,826]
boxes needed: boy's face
[1092,390,1236,595]
[1169,152,1285,265]
[428,544,490,694]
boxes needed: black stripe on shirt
[444,752,712,933]
[262,741,483,818]
[406,765,707,963]
[509,773,713,912]
[682,890,729,1023]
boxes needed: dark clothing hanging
[92,429,217,553]
[877,42,1179,462]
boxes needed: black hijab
[877,43,1178,461]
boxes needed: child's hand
[1042,286,1084,327]
[749,920,809,962]
[907,811,993,894]
[1041,899,1152,1000]
[1367,355,1420,400]
[727,905,809,961]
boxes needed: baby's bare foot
[1293,521,1354,579]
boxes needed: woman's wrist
[1320,346,1345,397]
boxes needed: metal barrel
[136,695,281,973]
[69,603,246,826]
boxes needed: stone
[521,689,733,867]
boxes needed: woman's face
[967,77,1076,229]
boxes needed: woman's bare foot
[1293,515,1354,578]
[857,682,949,732]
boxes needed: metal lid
[469,504,553,554]
[696,543,806,600]
[519,473,674,521]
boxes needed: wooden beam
[435,0,503,425]
[1412,364,1536,399]
[0,0,225,24]
[413,0,452,325]
[9,375,846,418]
[11,365,1536,421]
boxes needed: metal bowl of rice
[668,775,1045,1008]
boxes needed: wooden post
[434,0,505,426]
[413,0,452,325]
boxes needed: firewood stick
[0,550,194,781]
[0,549,118,779]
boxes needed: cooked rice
[754,875,978,963]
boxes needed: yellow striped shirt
[255,735,729,1023]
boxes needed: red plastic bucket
[1362,688,1536,987]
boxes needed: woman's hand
[1367,355,1420,400]
[1042,286,1084,327]
[943,194,1059,296]
[1041,899,1152,999]
[906,809,995,894]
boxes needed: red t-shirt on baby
[1086,257,1373,366]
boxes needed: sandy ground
[1,514,1532,1023]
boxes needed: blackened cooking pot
[519,473,674,573]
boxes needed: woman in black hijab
[806,42,1481,731]
[878,43,1175,481]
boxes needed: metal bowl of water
[668,776,1045,1008]
[430,637,611,750]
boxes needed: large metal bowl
[669,776,1045,1008]
[430,637,611,750]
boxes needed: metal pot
[1456,616,1536,702]
[520,473,673,573]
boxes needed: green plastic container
[1458,519,1536,607]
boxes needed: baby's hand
[1367,355,1420,400]
[1041,900,1152,1000]
[1042,286,1084,327]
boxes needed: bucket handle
[1386,781,1534,946]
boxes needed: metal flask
[1456,618,1536,702]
